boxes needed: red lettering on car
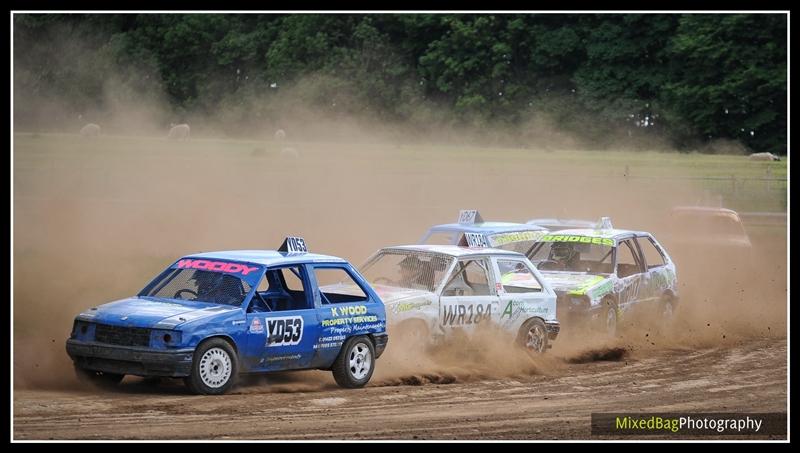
[175,259,259,276]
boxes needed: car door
[438,257,499,335]
[635,235,675,311]
[614,238,647,319]
[309,264,383,368]
[493,257,556,332]
[244,265,321,371]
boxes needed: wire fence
[624,174,787,213]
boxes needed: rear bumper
[372,333,389,358]
[66,339,195,377]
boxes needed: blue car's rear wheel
[332,336,375,388]
[184,338,238,395]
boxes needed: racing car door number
[464,233,489,248]
[441,303,492,326]
[266,316,304,347]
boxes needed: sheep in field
[168,123,191,140]
[749,152,780,161]
[80,123,101,137]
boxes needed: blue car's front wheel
[184,338,238,395]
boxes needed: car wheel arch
[516,316,548,340]
[197,334,239,356]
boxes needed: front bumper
[66,339,195,377]
[372,333,389,358]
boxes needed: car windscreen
[360,251,454,292]
[140,259,264,306]
[529,239,614,274]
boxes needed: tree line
[14,13,787,153]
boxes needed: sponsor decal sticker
[488,231,546,247]
[176,259,259,276]
[321,315,379,327]
[539,235,614,247]
[501,300,550,319]
[330,305,368,317]
[265,354,302,362]
[250,318,264,333]
[567,275,606,296]
[394,300,431,313]
[314,335,347,350]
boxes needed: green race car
[495,218,679,336]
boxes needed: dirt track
[12,135,787,440]
[14,338,786,440]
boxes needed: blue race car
[66,237,388,395]
[419,210,548,252]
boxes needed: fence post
[766,166,772,192]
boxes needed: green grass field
[14,132,787,212]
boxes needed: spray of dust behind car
[661,206,754,279]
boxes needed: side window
[498,260,542,293]
[314,267,369,304]
[443,259,492,297]
[638,237,667,268]
[256,266,312,311]
[616,240,644,278]
[281,267,305,292]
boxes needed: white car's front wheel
[520,318,549,354]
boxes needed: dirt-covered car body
[419,209,548,246]
[527,227,678,332]
[359,244,560,352]
[66,238,388,393]
[666,206,753,251]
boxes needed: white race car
[359,244,560,353]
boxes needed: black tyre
[184,338,238,395]
[651,294,677,337]
[74,366,124,389]
[518,318,549,354]
[331,336,375,388]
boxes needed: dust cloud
[13,31,786,391]
[13,125,786,391]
